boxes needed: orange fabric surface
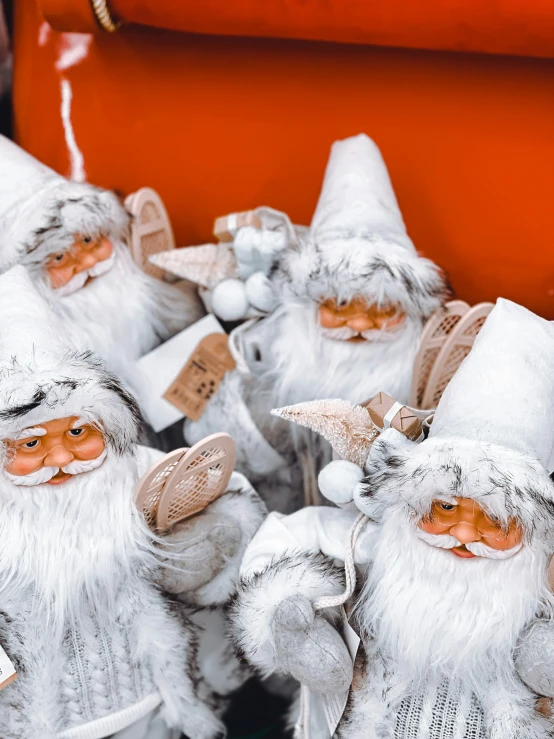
[41,0,554,59]
[13,0,554,317]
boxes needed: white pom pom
[233,227,257,266]
[245,272,278,313]
[211,279,249,321]
[318,460,364,506]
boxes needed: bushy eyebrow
[16,427,47,440]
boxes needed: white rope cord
[227,318,260,375]
[313,512,368,610]
[89,0,120,32]
[299,512,369,738]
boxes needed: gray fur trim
[230,552,345,675]
[0,350,141,455]
[277,237,449,320]
[177,474,268,607]
[357,432,554,541]
[19,186,130,271]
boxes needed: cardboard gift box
[213,211,262,242]
[365,391,423,441]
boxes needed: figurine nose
[450,522,480,544]
[44,445,74,468]
[75,251,98,272]
[346,314,375,332]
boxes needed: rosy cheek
[73,435,105,460]
[418,518,447,535]
[96,238,113,261]
[47,266,74,289]
[5,454,42,476]
[319,306,343,328]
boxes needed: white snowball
[245,272,278,313]
[211,279,249,322]
[233,227,257,265]
[318,460,364,506]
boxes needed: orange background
[13,0,554,316]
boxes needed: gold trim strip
[90,0,121,32]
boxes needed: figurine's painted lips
[47,471,72,486]
[452,546,476,559]
[347,336,367,343]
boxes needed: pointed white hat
[359,299,554,530]
[310,133,415,252]
[429,299,554,468]
[0,135,129,271]
[0,265,139,449]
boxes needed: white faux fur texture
[184,473,268,607]
[230,552,345,675]
[2,181,130,268]
[0,451,223,739]
[0,349,140,461]
[34,242,204,388]
[358,429,554,542]
[278,236,448,321]
[0,182,204,386]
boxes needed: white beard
[355,514,552,691]
[0,452,153,633]
[270,301,421,407]
[36,244,202,388]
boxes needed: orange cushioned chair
[12,0,554,317]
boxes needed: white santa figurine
[182,134,448,511]
[0,266,265,739]
[231,298,554,738]
[0,135,203,388]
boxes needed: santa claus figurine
[183,133,448,511]
[232,298,554,738]
[0,266,265,739]
[0,135,203,388]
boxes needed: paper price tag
[0,644,17,691]
[322,607,360,736]
[134,315,229,432]
[163,333,236,421]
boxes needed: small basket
[135,433,236,533]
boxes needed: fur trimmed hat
[0,266,140,454]
[279,134,448,317]
[0,135,129,272]
[360,299,554,536]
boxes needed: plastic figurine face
[5,416,106,486]
[419,497,523,559]
[46,235,113,290]
[318,297,405,341]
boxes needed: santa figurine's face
[418,497,523,559]
[4,416,106,486]
[46,235,114,295]
[318,297,405,342]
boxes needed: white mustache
[320,325,401,343]
[415,528,523,560]
[5,449,107,486]
[53,252,116,297]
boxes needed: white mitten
[157,512,241,595]
[515,620,554,696]
[271,594,353,694]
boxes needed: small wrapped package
[213,210,262,242]
[365,392,423,441]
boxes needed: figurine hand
[157,513,241,595]
[271,594,353,694]
[516,620,554,696]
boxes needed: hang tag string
[297,512,369,739]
